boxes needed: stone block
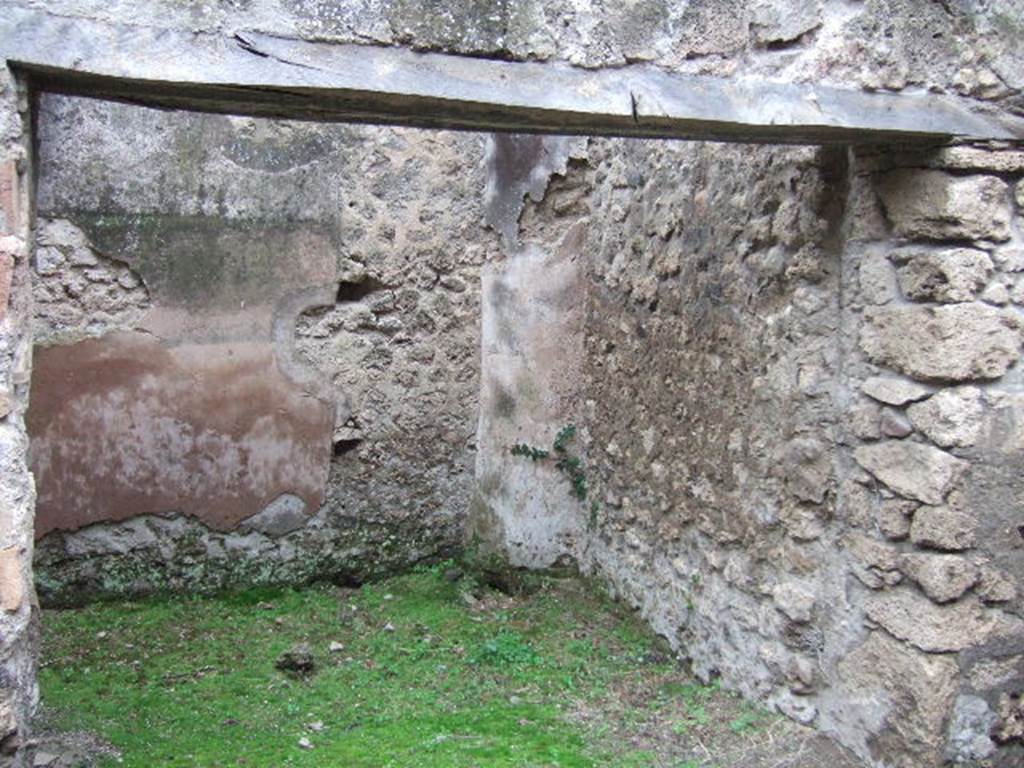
[877,171,1011,242]
[946,695,996,763]
[910,505,976,551]
[993,246,1024,273]
[879,407,912,438]
[861,376,932,406]
[846,531,902,589]
[772,580,816,623]
[854,441,968,505]
[907,386,985,448]
[0,547,23,612]
[1016,180,1024,212]
[864,591,1015,652]
[838,631,959,764]
[927,147,1024,174]
[861,304,1023,382]
[899,553,978,603]
[976,566,1017,603]
[858,250,898,305]
[878,499,916,540]
[891,247,993,303]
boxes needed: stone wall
[474,134,1024,766]
[2,0,1023,765]
[831,147,1024,767]
[0,66,39,765]
[29,95,494,605]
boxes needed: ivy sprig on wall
[510,424,587,501]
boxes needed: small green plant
[728,704,770,734]
[469,630,541,667]
[510,443,549,461]
[509,423,588,501]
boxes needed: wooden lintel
[3,7,1022,145]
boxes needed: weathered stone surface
[899,553,978,603]
[925,147,1024,174]
[877,171,1011,242]
[0,547,23,612]
[857,250,898,305]
[837,631,959,765]
[879,407,912,438]
[995,693,1024,744]
[772,581,816,623]
[1016,180,1024,212]
[846,531,901,589]
[861,376,931,406]
[750,3,820,46]
[946,695,996,763]
[993,246,1024,273]
[891,247,993,303]
[861,304,1023,382]
[237,494,308,538]
[853,441,967,505]
[910,505,976,551]
[4,6,1018,146]
[864,591,1013,652]
[977,566,1018,603]
[878,499,916,540]
[907,387,985,448]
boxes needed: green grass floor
[38,566,857,768]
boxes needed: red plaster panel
[28,331,333,537]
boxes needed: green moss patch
[39,567,854,767]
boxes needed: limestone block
[864,591,1017,652]
[838,631,959,763]
[877,171,1011,242]
[854,441,968,505]
[927,147,1024,174]
[899,553,978,603]
[861,304,1023,382]
[0,547,22,612]
[858,251,898,305]
[861,376,931,406]
[782,438,830,504]
[846,531,902,589]
[976,566,1017,603]
[969,656,1023,689]
[772,580,816,623]
[849,400,882,440]
[878,499,916,540]
[981,282,1009,305]
[1010,276,1024,306]
[891,247,993,303]
[993,246,1024,273]
[879,407,912,438]
[1016,180,1024,212]
[907,387,985,448]
[750,2,820,46]
[910,505,976,551]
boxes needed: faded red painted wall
[29,334,333,537]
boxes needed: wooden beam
[3,7,1022,145]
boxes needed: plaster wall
[28,94,493,605]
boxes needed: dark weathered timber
[3,7,1022,144]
